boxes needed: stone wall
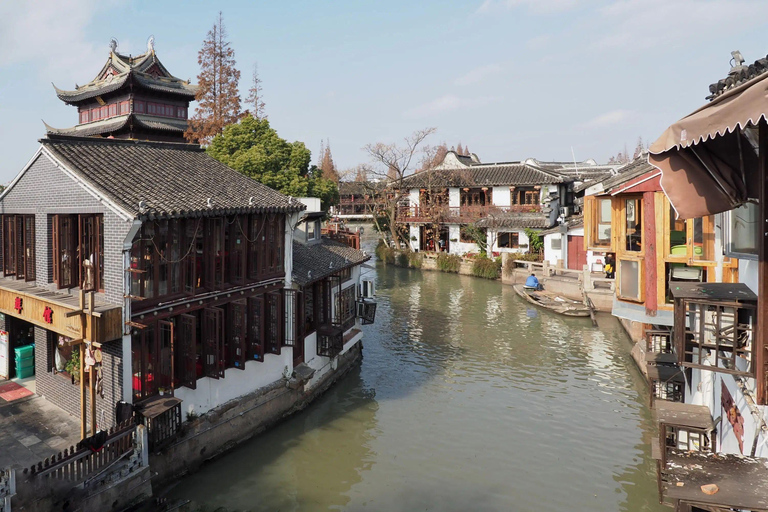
[151,341,363,488]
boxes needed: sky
[1,0,768,183]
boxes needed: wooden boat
[513,284,591,317]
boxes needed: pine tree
[464,145,470,156]
[245,62,266,120]
[185,12,242,144]
[456,142,464,156]
[320,140,341,184]
[354,166,367,182]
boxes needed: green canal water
[167,236,666,512]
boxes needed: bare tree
[245,62,266,120]
[363,128,436,248]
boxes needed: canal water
[168,236,666,511]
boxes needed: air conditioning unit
[360,279,375,298]
[559,206,570,217]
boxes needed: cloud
[582,109,633,129]
[593,0,768,51]
[476,0,579,15]
[454,64,502,86]
[404,94,500,119]
[0,0,115,84]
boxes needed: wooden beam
[65,310,84,318]
[758,120,768,405]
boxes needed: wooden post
[79,290,86,440]
[757,121,768,404]
[88,292,96,435]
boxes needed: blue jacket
[525,275,540,288]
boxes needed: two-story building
[631,49,768,511]
[0,42,375,451]
[397,151,614,257]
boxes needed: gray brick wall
[0,149,130,430]
[34,326,123,430]
[0,151,132,305]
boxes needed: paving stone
[18,435,41,447]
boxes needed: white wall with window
[488,229,529,254]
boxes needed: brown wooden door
[567,235,587,270]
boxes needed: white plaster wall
[448,188,460,208]
[409,188,419,207]
[491,187,510,207]
[446,224,477,255]
[543,233,561,265]
[176,349,293,418]
[409,225,420,252]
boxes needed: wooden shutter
[52,215,59,285]
[177,314,197,389]
[24,216,35,282]
[202,307,222,379]
[229,300,247,369]
[15,216,24,279]
[266,292,281,355]
[283,290,296,347]
[248,297,264,362]
[158,320,175,394]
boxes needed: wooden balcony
[397,204,542,224]
[0,277,122,343]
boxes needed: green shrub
[471,256,501,279]
[397,252,409,267]
[408,252,423,269]
[375,240,395,264]
[437,253,461,273]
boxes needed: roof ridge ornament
[109,38,118,54]
[147,35,155,56]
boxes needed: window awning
[648,72,767,219]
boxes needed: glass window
[619,259,641,301]
[692,216,715,261]
[550,236,561,251]
[668,204,686,256]
[498,232,519,248]
[597,198,612,244]
[625,198,642,252]
[728,203,758,256]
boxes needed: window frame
[724,203,759,260]
[2,214,35,282]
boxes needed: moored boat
[513,284,591,317]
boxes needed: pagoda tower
[45,37,197,143]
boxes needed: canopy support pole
[757,121,768,404]
[689,146,740,208]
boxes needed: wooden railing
[321,228,361,250]
[398,204,542,223]
[22,420,136,483]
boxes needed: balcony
[397,204,542,224]
[670,283,757,377]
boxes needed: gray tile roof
[475,212,552,230]
[599,158,656,193]
[53,50,197,103]
[39,135,303,218]
[43,114,188,138]
[539,215,583,236]
[401,163,564,189]
[292,239,370,286]
[708,53,768,100]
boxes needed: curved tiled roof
[401,162,564,189]
[53,49,197,103]
[44,114,189,137]
[39,136,303,218]
[292,240,370,286]
[475,212,552,229]
[708,55,768,100]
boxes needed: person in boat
[524,273,541,290]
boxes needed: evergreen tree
[185,12,242,144]
[207,114,338,208]
[245,62,266,120]
[320,141,341,183]
[456,142,464,156]
[464,145,471,156]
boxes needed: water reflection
[168,233,666,511]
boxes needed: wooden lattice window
[2,215,34,281]
[52,214,101,290]
[202,307,223,379]
[226,300,247,369]
[176,313,197,389]
[248,296,265,361]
